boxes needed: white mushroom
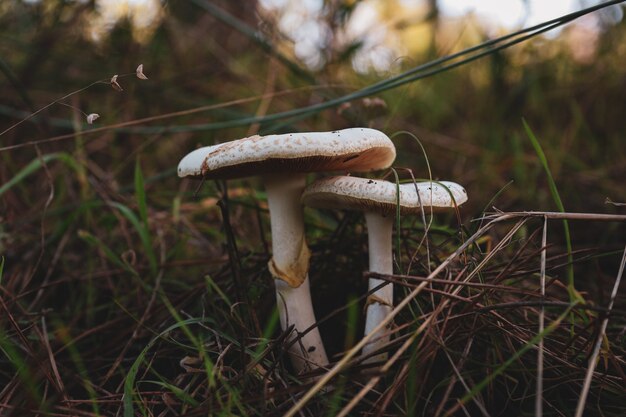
[178,128,396,373]
[301,176,468,363]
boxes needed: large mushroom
[301,176,468,363]
[178,128,396,373]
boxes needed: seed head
[86,113,100,124]
[136,64,148,80]
[110,75,123,91]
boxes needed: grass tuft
[522,119,581,304]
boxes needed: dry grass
[1,1,626,416]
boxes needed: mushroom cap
[177,128,396,179]
[301,176,468,216]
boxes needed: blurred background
[2,0,625,267]
[1,0,625,213]
[1,1,626,415]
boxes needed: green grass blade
[142,380,200,407]
[480,180,514,217]
[78,229,138,275]
[406,336,421,416]
[109,202,158,275]
[0,152,78,197]
[344,295,359,351]
[123,310,248,416]
[123,318,211,417]
[522,119,578,301]
[135,158,149,228]
[53,320,100,416]
[158,293,247,415]
[390,168,402,273]
[163,2,626,133]
[132,159,157,275]
[0,327,42,405]
[204,274,231,305]
[159,293,216,388]
[190,0,314,83]
[252,308,280,363]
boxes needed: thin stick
[574,244,626,417]
[41,317,67,401]
[536,216,547,417]
[480,211,626,222]
[434,335,476,417]
[443,342,490,417]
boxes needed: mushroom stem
[362,212,394,363]
[263,174,329,373]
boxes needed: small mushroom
[301,176,468,363]
[178,128,396,373]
